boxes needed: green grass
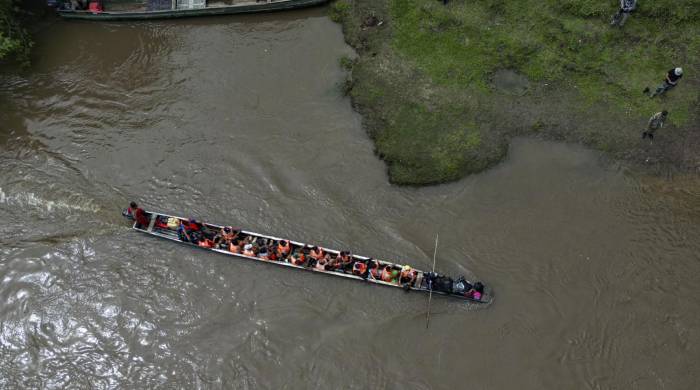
[334,0,700,184]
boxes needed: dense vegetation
[0,0,31,62]
[333,0,700,185]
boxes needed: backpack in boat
[453,276,472,295]
[433,276,453,293]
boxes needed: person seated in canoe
[154,216,170,230]
[70,0,88,10]
[327,253,342,271]
[400,265,418,286]
[381,265,399,284]
[243,243,256,257]
[352,259,368,278]
[309,246,325,261]
[339,251,354,272]
[289,247,307,266]
[276,240,292,259]
[314,256,328,271]
[268,245,280,261]
[229,239,242,254]
[198,237,215,248]
[177,219,191,242]
[185,218,202,232]
[126,202,150,229]
[221,227,239,243]
[212,230,225,248]
[368,259,381,280]
[180,218,204,243]
[465,282,485,301]
[259,245,270,260]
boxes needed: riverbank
[0,0,40,65]
[331,0,700,185]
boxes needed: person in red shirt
[129,202,150,229]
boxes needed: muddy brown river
[1,7,700,389]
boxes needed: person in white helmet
[644,67,683,98]
[611,0,637,27]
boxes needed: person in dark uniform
[642,110,668,143]
[610,0,637,27]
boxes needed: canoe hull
[126,210,491,304]
[58,0,330,21]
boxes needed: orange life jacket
[278,241,291,256]
[381,267,395,283]
[310,248,324,260]
[229,243,240,253]
[291,252,305,266]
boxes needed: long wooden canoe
[124,209,491,303]
[57,0,330,21]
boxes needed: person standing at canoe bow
[128,202,150,229]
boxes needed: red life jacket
[88,1,103,12]
[134,208,149,227]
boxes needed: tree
[0,0,30,62]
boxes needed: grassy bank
[332,0,700,185]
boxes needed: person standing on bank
[610,0,637,27]
[644,68,683,98]
[642,110,668,143]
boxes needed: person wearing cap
[243,243,255,257]
[642,110,668,143]
[644,68,683,98]
[610,0,637,27]
[400,265,418,286]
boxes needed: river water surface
[1,7,700,389]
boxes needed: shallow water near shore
[1,7,700,389]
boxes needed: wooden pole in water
[425,233,438,329]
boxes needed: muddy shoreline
[331,0,700,185]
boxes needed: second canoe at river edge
[55,0,330,21]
